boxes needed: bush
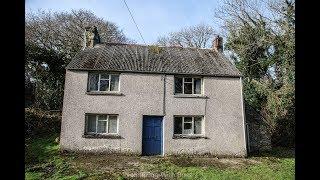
[271,117,295,148]
[25,108,61,138]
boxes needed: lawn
[25,134,295,180]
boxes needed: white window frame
[174,77,203,95]
[174,116,204,135]
[89,73,120,92]
[85,114,119,135]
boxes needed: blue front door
[142,116,163,156]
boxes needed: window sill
[86,91,124,96]
[172,134,209,139]
[82,134,123,139]
[174,94,208,99]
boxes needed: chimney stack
[213,35,223,52]
[84,26,101,48]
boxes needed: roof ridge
[96,42,215,51]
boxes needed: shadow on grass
[248,147,295,158]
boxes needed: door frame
[142,115,164,156]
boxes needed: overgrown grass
[145,157,294,179]
[25,134,87,180]
[25,134,295,179]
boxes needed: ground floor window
[85,114,118,134]
[174,116,203,135]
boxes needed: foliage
[216,0,295,147]
[157,23,215,48]
[25,43,66,110]
[25,9,130,110]
[25,108,61,137]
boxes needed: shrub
[25,108,61,138]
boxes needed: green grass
[25,134,59,165]
[146,157,294,180]
[25,134,87,180]
[25,134,295,180]
[25,172,44,180]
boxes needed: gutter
[162,74,166,115]
[240,77,248,156]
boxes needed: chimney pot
[213,35,223,52]
[84,26,101,48]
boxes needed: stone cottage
[60,26,250,157]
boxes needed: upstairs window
[85,114,118,134]
[174,77,202,94]
[88,73,119,92]
[174,116,203,135]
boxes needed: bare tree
[25,9,131,110]
[215,0,286,35]
[156,23,215,48]
[26,9,130,59]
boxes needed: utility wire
[122,0,146,45]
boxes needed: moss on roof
[66,43,241,77]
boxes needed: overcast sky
[26,0,225,44]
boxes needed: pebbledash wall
[60,70,247,157]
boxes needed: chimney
[213,35,223,52]
[84,26,101,48]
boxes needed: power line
[122,0,146,45]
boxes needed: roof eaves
[65,68,242,77]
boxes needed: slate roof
[66,43,241,77]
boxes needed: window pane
[88,74,99,91]
[98,115,108,120]
[86,115,96,133]
[97,121,107,133]
[108,116,118,133]
[184,123,192,129]
[184,78,192,82]
[100,73,109,79]
[183,123,192,134]
[184,117,192,122]
[183,117,192,134]
[110,75,119,91]
[99,80,109,91]
[194,78,202,94]
[174,117,182,134]
[184,83,192,94]
[194,117,202,134]
[174,77,182,94]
